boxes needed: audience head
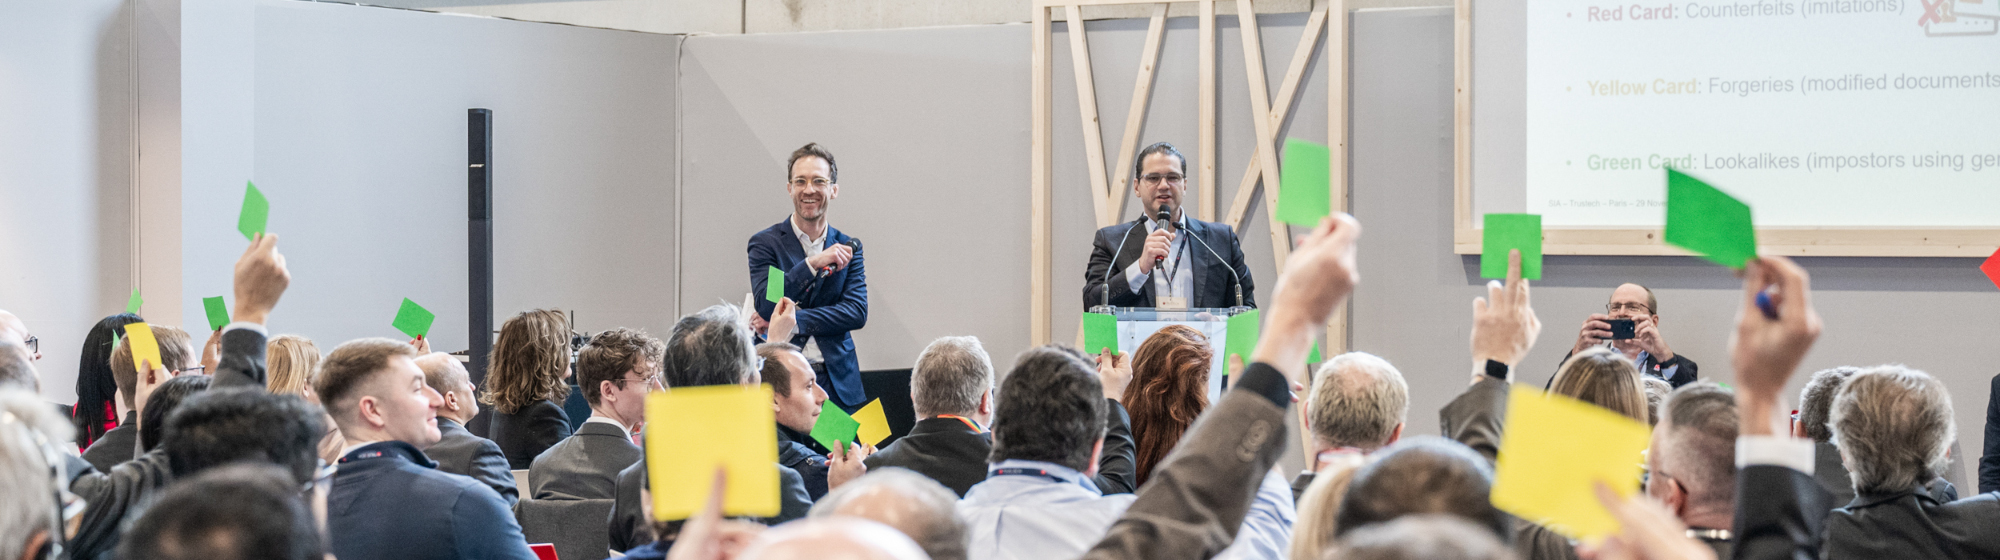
[109,324,194,408]
[265,335,321,398]
[1640,376,1670,426]
[76,313,145,436]
[1289,456,1367,560]
[0,388,74,560]
[910,336,994,423]
[787,143,840,222]
[314,338,439,450]
[116,463,323,560]
[578,328,665,428]
[482,308,571,414]
[416,353,478,425]
[139,375,213,452]
[1830,365,1954,495]
[759,342,826,433]
[1796,366,1861,442]
[162,387,325,484]
[664,304,757,388]
[1550,347,1648,423]
[1122,325,1212,485]
[1307,352,1409,455]
[1334,515,1516,560]
[737,517,928,560]
[1645,382,1737,526]
[809,468,966,560]
[0,339,35,392]
[0,310,36,362]
[989,345,1106,473]
[1335,436,1506,540]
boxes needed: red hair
[1121,325,1213,485]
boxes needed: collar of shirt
[790,216,829,255]
[584,414,630,434]
[338,439,386,461]
[987,459,1101,495]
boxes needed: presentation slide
[1523,0,2000,227]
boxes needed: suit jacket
[777,425,831,500]
[864,417,994,496]
[530,420,642,501]
[1442,377,1581,560]
[427,417,518,505]
[328,441,536,560]
[80,411,139,472]
[1823,485,2000,559]
[1094,399,1139,496]
[748,218,869,406]
[1732,465,1832,560]
[607,455,814,552]
[1082,216,1256,310]
[490,399,572,470]
[1981,373,2000,494]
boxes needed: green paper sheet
[1081,312,1118,355]
[1663,168,1756,269]
[1481,214,1544,280]
[1308,341,1321,364]
[1224,310,1260,364]
[203,296,230,331]
[238,181,269,241]
[1274,139,1332,227]
[809,400,861,453]
[391,298,436,339]
[126,289,143,315]
[765,266,785,303]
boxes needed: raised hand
[1572,313,1615,354]
[1138,228,1175,275]
[826,440,874,491]
[1471,249,1541,376]
[1095,350,1132,402]
[768,297,798,343]
[201,329,223,374]
[1580,482,1717,560]
[1252,214,1363,385]
[232,233,290,326]
[805,243,854,273]
[1729,256,1821,436]
[666,469,766,560]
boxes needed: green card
[1308,341,1322,364]
[126,289,143,315]
[1481,214,1544,280]
[202,296,230,331]
[1663,168,1756,269]
[1081,312,1118,355]
[391,298,436,339]
[809,400,860,452]
[1224,310,1260,364]
[1274,139,1333,227]
[238,181,269,241]
[765,266,785,303]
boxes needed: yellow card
[1490,385,1652,540]
[122,323,163,374]
[852,399,892,447]
[645,386,779,520]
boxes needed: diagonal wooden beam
[1107,3,1171,224]
[1234,0,1290,266]
[1197,1,1217,222]
[1222,5,1327,230]
[1065,4,1116,228]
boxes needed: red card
[1982,247,2000,291]
[529,543,558,560]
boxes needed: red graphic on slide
[1921,0,1999,36]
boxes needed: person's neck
[1681,506,1733,533]
[588,407,631,432]
[792,213,828,241]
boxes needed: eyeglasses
[179,366,206,376]
[789,177,832,189]
[1138,173,1187,186]
[22,335,35,354]
[1606,303,1653,314]
[617,370,664,390]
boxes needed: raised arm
[214,234,291,390]
[1725,256,1828,560]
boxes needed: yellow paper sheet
[1490,385,1652,540]
[645,386,780,520]
[853,399,891,447]
[122,323,163,374]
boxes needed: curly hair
[1121,325,1213,486]
[481,309,571,414]
[265,335,321,397]
[577,328,664,405]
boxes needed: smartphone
[1607,319,1637,340]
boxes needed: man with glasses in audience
[1561,283,1698,387]
[528,328,658,501]
[0,310,38,363]
[1083,142,1255,312]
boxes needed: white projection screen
[1458,0,2000,256]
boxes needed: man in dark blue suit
[316,338,536,560]
[1083,142,1255,311]
[750,142,870,409]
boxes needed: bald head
[0,339,37,392]
[415,353,477,424]
[738,518,930,560]
[810,469,965,560]
[0,310,34,362]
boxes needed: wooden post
[1108,4,1171,223]
[1032,5,1055,346]
[1198,0,1217,222]
[1235,0,1291,267]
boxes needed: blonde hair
[266,335,321,397]
[482,309,571,414]
[1551,347,1648,423]
[1289,457,1365,560]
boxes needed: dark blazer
[1082,215,1256,310]
[863,417,993,496]
[748,218,869,406]
[328,441,536,560]
[1732,465,1832,560]
[1094,399,1138,495]
[608,455,813,552]
[1823,485,2000,559]
[530,420,642,501]
[1982,373,2000,494]
[427,417,518,505]
[80,411,139,472]
[776,425,831,500]
[490,399,572,470]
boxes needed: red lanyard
[936,414,984,433]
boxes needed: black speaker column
[468,109,494,389]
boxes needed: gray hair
[0,389,73,560]
[809,468,966,560]
[0,339,36,392]
[1830,365,1954,495]
[1798,366,1861,443]
[912,336,993,418]
[1657,383,1737,516]
[1335,514,1515,560]
[664,304,757,389]
[1307,352,1409,451]
[1641,376,1671,427]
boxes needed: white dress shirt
[788,216,827,361]
[1122,216,1194,304]
[959,459,1293,560]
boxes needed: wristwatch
[1483,359,1510,381]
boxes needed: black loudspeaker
[468,109,494,388]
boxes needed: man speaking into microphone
[1083,142,1254,311]
[750,142,869,409]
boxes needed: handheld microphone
[1152,204,1173,272]
[814,238,862,277]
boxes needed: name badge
[1157,296,1189,310]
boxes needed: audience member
[0,388,74,560]
[0,338,36,391]
[735,518,928,560]
[1796,366,1860,504]
[1560,283,1697,387]
[1288,454,1365,560]
[759,342,837,498]
[1121,325,1211,486]
[73,313,144,448]
[136,375,210,453]
[483,308,575,469]
[1641,376,1670,427]
[1816,366,1993,557]
[417,352,517,505]
[86,325,193,471]
[115,463,323,560]
[1334,437,1508,540]
[0,310,40,362]
[1334,515,1516,560]
[1985,373,2000,494]
[1549,347,1648,423]
[810,467,968,560]
[864,336,995,497]
[160,387,324,484]
[265,334,320,395]
[1298,351,1408,501]
[1644,383,1737,558]
[530,328,658,500]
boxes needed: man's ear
[358,396,387,430]
[1085,437,1105,477]
[978,390,993,416]
[1387,423,1404,446]
[1662,477,1689,516]
[19,530,47,560]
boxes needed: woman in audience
[266,335,341,464]
[1289,454,1366,560]
[1640,376,1670,427]
[483,308,574,469]
[1549,347,1648,423]
[1121,325,1213,486]
[73,313,143,448]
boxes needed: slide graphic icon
[1922,0,1998,36]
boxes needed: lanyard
[991,467,1067,484]
[935,414,984,433]
[1155,224,1190,293]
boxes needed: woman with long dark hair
[482,308,574,469]
[73,313,143,448]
